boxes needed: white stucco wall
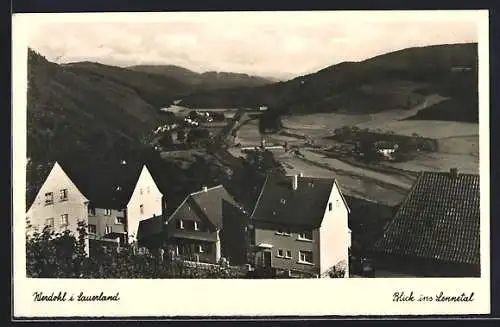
[318,181,350,277]
[126,166,164,242]
[26,162,89,240]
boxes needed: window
[140,204,144,215]
[115,216,125,224]
[88,224,97,234]
[60,214,69,226]
[285,250,292,259]
[176,219,184,230]
[277,249,284,257]
[105,225,112,234]
[104,209,111,216]
[198,244,204,253]
[276,227,291,236]
[298,231,313,241]
[194,221,199,231]
[280,198,286,204]
[299,251,313,264]
[45,192,53,205]
[147,186,150,194]
[59,189,68,201]
[328,202,333,211]
[140,188,143,195]
[45,218,54,229]
[88,207,96,216]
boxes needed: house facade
[371,168,480,277]
[26,162,90,247]
[26,160,165,253]
[250,174,351,278]
[159,185,248,265]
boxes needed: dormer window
[116,186,122,191]
[104,209,111,216]
[328,202,333,211]
[280,198,286,204]
[120,160,127,165]
[140,204,144,215]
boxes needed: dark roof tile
[59,158,143,209]
[373,171,480,265]
[251,175,337,227]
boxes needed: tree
[187,129,210,145]
[187,110,199,120]
[211,112,225,122]
[26,223,245,279]
[158,133,174,148]
[177,129,186,143]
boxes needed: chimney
[202,186,208,192]
[450,168,458,179]
[292,175,298,190]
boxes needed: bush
[26,222,244,279]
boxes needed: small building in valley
[371,168,480,277]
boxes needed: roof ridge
[190,184,224,196]
[250,175,269,218]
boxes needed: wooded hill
[180,43,478,123]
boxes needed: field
[275,150,414,206]
[232,97,479,205]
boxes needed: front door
[263,251,272,268]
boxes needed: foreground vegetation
[26,223,244,279]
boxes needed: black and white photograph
[12,10,490,317]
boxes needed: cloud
[27,12,479,79]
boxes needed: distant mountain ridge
[128,64,277,90]
[180,43,478,123]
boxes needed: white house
[26,160,165,252]
[250,173,351,278]
[26,162,89,242]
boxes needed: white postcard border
[12,10,490,318]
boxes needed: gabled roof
[373,170,480,265]
[251,175,341,227]
[166,185,239,229]
[57,158,144,210]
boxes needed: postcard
[12,10,490,318]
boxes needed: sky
[27,11,479,80]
